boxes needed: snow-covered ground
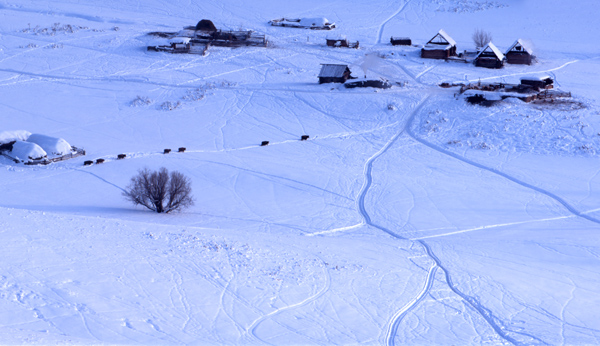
[1,0,600,344]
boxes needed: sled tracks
[359,93,553,345]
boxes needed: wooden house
[421,30,457,59]
[390,37,411,46]
[474,42,505,69]
[520,76,553,90]
[318,64,353,84]
[326,36,359,48]
[505,39,534,65]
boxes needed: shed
[195,19,217,32]
[520,75,553,90]
[326,35,359,48]
[318,64,353,84]
[474,42,505,69]
[421,29,457,59]
[505,39,534,65]
[390,36,411,46]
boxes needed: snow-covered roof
[0,130,31,145]
[475,42,505,60]
[170,37,191,44]
[299,18,331,27]
[506,39,533,55]
[26,134,72,156]
[521,75,552,82]
[10,140,47,161]
[427,29,456,46]
[176,29,195,38]
[422,44,453,51]
[318,64,349,78]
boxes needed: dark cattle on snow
[84,160,93,166]
[178,147,186,152]
[301,135,309,141]
[117,154,126,159]
[164,149,171,154]
[261,141,269,146]
[96,158,105,164]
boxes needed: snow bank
[10,141,47,161]
[0,130,31,144]
[26,134,72,156]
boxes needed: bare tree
[472,29,492,50]
[123,167,194,213]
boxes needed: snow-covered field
[1,0,600,344]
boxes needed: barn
[421,30,457,59]
[318,64,353,84]
[505,39,534,65]
[390,36,411,46]
[474,42,505,69]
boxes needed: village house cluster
[419,29,534,68]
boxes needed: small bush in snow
[160,101,182,111]
[131,95,153,107]
[123,167,194,213]
[183,89,205,101]
[44,43,64,49]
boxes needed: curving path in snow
[374,0,411,45]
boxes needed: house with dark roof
[421,30,457,59]
[505,39,534,65]
[318,64,354,84]
[474,42,505,69]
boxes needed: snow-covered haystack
[299,17,330,27]
[269,17,336,30]
[26,134,73,157]
[10,141,47,162]
[0,131,83,164]
[0,130,31,144]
